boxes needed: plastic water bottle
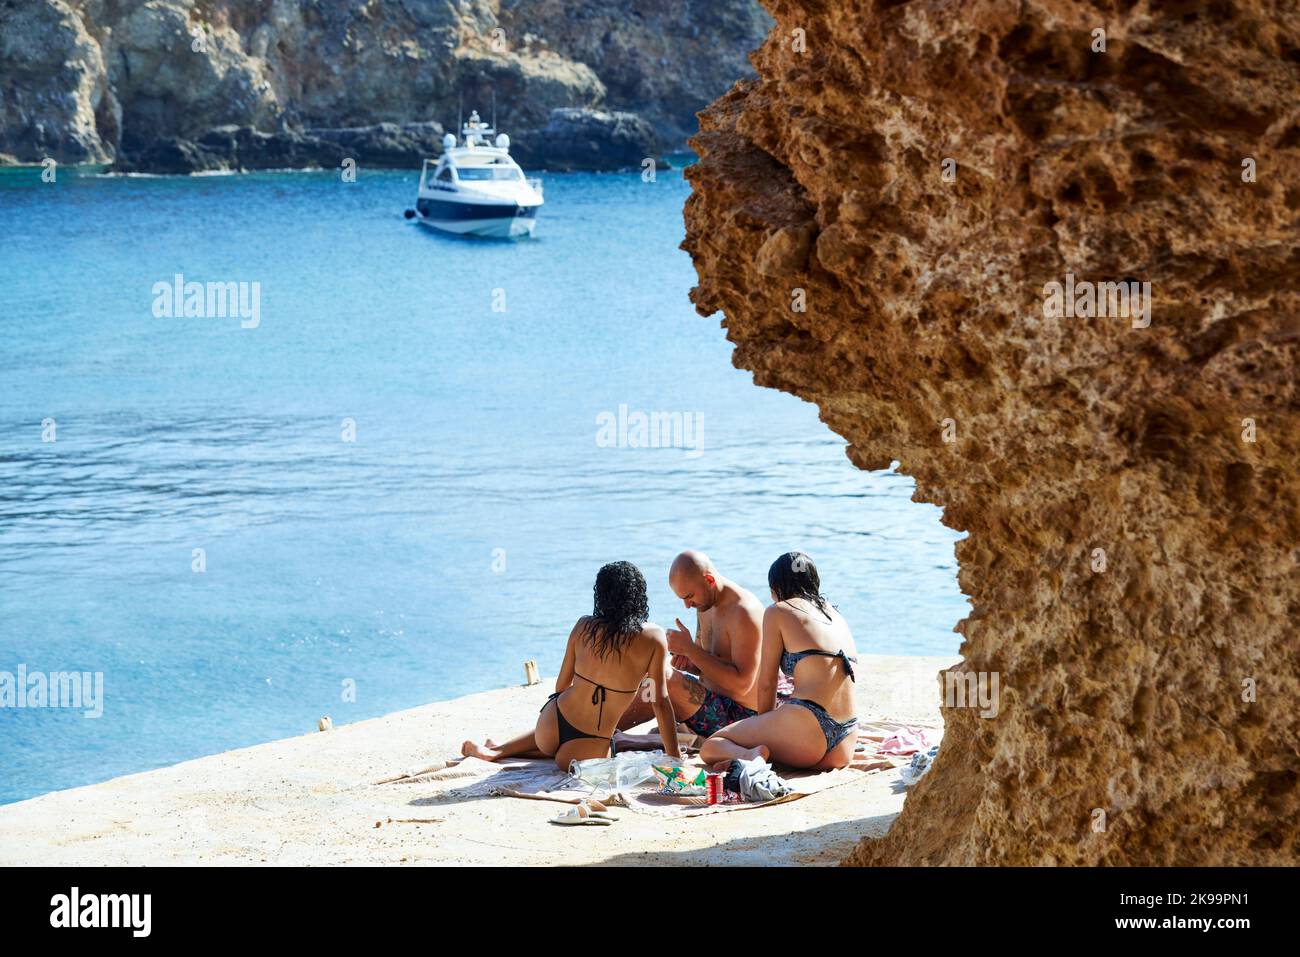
[570,750,665,790]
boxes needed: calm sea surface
[0,162,966,804]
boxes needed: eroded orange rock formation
[684,0,1300,864]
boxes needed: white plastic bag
[569,749,665,790]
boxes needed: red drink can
[706,772,725,805]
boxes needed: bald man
[616,550,765,740]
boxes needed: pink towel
[877,726,936,756]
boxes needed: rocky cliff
[497,0,776,149]
[685,0,1299,865]
[0,0,771,169]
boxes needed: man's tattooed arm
[682,673,707,707]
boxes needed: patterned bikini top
[780,647,858,681]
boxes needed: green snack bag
[651,763,709,795]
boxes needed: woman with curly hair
[462,561,681,769]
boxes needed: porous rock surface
[684,0,1300,864]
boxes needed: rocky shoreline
[102,108,664,175]
[1,0,769,174]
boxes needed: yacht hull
[415,197,539,239]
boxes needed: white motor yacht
[410,111,543,239]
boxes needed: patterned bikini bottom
[784,697,859,753]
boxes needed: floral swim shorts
[683,685,757,737]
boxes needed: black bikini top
[573,671,642,727]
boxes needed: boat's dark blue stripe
[416,199,538,220]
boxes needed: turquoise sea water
[0,162,966,805]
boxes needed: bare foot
[707,745,769,773]
[461,740,501,761]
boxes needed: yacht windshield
[457,167,522,181]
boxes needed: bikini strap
[788,648,856,682]
[574,671,641,695]
[573,671,641,727]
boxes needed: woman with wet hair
[699,552,861,771]
[462,561,681,769]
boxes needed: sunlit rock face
[496,0,775,147]
[0,0,116,163]
[0,0,770,165]
[684,0,1299,865]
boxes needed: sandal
[551,804,613,826]
[580,799,618,821]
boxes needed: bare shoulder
[570,616,592,637]
[764,601,795,625]
[724,584,764,625]
[736,586,765,621]
[634,623,667,670]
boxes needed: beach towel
[383,754,861,817]
[871,724,939,757]
[376,720,939,818]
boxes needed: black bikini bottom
[542,691,614,758]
